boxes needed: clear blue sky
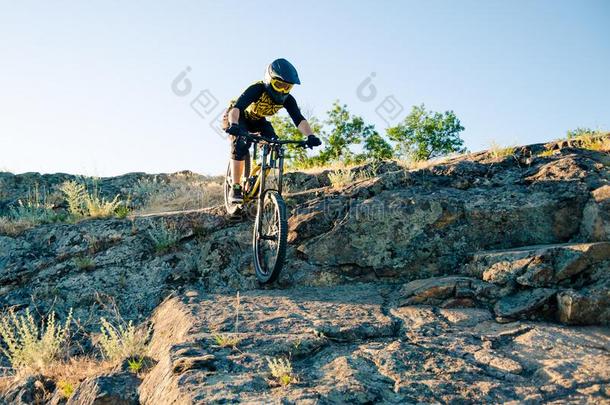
[1,0,608,176]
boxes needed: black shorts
[229,117,277,160]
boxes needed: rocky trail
[1,136,609,403]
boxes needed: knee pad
[230,136,250,160]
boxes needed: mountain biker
[224,58,322,203]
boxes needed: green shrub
[147,220,181,253]
[566,127,598,139]
[267,357,297,386]
[60,180,122,219]
[57,380,75,399]
[4,185,63,230]
[60,181,87,217]
[0,308,73,375]
[127,357,144,373]
[98,318,150,363]
[73,256,95,270]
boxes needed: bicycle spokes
[253,191,287,283]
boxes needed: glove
[306,134,322,148]
[226,123,244,136]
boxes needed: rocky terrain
[0,135,609,403]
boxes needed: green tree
[318,101,387,164]
[362,131,393,161]
[387,104,466,161]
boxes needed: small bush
[73,256,95,270]
[566,127,598,139]
[98,318,150,363]
[85,190,121,218]
[267,357,297,386]
[327,168,355,188]
[57,380,75,399]
[489,142,516,158]
[212,334,240,348]
[127,357,144,373]
[537,149,555,158]
[147,220,181,253]
[114,201,131,219]
[0,308,73,375]
[4,185,63,231]
[60,180,122,219]
[9,200,58,224]
[60,181,87,217]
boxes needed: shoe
[229,184,243,204]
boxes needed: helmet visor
[270,78,293,94]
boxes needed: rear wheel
[253,190,287,284]
[223,154,250,216]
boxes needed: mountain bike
[223,132,308,284]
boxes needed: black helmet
[263,58,301,103]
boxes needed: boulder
[67,372,140,405]
[580,185,610,242]
[494,288,557,320]
[397,276,497,307]
[557,278,610,325]
[0,375,55,405]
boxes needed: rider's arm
[227,107,240,125]
[284,95,310,135]
[229,83,266,125]
[297,120,314,136]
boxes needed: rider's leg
[231,158,244,185]
[230,133,250,185]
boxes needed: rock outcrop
[1,136,609,403]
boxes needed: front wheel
[253,190,287,284]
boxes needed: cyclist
[224,58,321,203]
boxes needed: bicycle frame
[242,141,286,203]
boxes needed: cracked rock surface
[1,137,609,403]
[139,288,610,404]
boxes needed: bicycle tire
[252,190,287,284]
[223,154,250,216]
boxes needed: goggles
[270,78,294,94]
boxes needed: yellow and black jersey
[234,81,305,126]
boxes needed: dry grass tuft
[0,217,34,236]
[573,133,610,152]
[43,357,113,399]
[327,168,355,188]
[287,160,358,175]
[489,141,516,159]
[134,175,224,214]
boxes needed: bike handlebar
[240,131,309,148]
